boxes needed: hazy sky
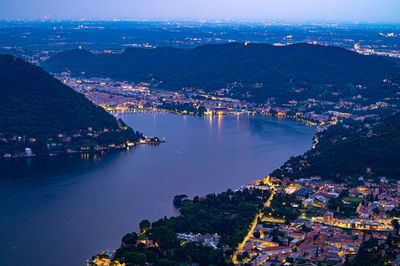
[0,0,399,23]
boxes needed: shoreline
[88,112,318,264]
[113,107,323,129]
[0,139,165,160]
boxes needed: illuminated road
[312,136,319,149]
[232,212,262,264]
[232,176,277,264]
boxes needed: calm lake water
[0,112,315,266]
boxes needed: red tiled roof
[263,246,292,252]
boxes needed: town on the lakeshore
[231,175,400,265]
[58,72,400,129]
[3,65,399,159]
[90,173,400,266]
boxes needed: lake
[0,112,315,266]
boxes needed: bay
[0,112,315,266]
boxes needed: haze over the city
[1,0,400,23]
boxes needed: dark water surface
[0,112,315,266]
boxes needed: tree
[124,252,146,265]
[392,219,400,235]
[135,253,147,265]
[139,219,151,233]
[122,232,138,246]
[173,194,188,208]
[147,226,178,249]
[146,251,160,263]
[286,257,294,263]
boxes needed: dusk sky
[0,0,400,23]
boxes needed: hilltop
[43,43,400,103]
[0,54,143,156]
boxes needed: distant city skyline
[0,0,400,23]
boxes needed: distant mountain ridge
[43,43,400,102]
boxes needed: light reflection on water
[0,112,315,266]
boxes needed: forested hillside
[43,43,400,103]
[0,54,119,136]
[0,54,143,156]
[271,112,400,182]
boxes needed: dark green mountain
[0,54,143,156]
[43,43,400,103]
[0,54,118,136]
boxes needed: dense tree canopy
[0,54,143,155]
[0,54,120,137]
[43,43,400,103]
[113,189,269,265]
[271,113,400,182]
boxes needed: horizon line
[0,18,399,26]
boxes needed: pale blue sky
[0,0,399,23]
